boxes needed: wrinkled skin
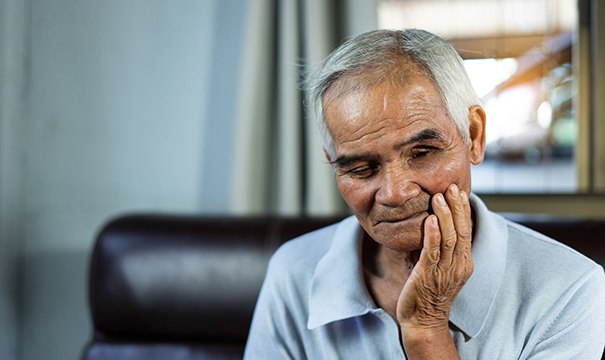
[323,69,486,359]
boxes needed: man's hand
[396,184,474,359]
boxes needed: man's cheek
[427,159,470,194]
[336,178,372,211]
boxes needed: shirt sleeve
[524,266,605,360]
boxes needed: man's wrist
[399,323,459,360]
[400,322,453,349]
[400,322,451,342]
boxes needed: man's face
[323,72,485,252]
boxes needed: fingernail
[430,215,438,227]
[435,193,446,207]
[450,184,459,198]
[461,191,467,201]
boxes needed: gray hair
[306,29,481,159]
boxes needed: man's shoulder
[498,219,605,355]
[506,219,599,269]
[504,219,602,291]
[473,193,600,278]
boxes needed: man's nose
[375,167,420,207]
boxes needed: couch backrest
[81,214,605,360]
[82,215,341,360]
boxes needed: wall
[0,0,27,359]
[17,1,221,359]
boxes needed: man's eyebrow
[397,128,445,148]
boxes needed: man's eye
[412,150,429,159]
[348,166,377,179]
[411,147,435,159]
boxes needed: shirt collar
[307,194,508,339]
[307,216,375,329]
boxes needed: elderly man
[244,29,605,359]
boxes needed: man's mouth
[375,210,429,225]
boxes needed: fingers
[432,190,456,268]
[418,214,441,269]
[452,190,472,261]
[430,184,472,269]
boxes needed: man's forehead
[324,76,446,131]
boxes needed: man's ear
[468,105,486,165]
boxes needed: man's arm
[396,184,473,359]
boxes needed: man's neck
[362,233,420,284]
[361,232,421,318]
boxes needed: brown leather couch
[81,214,605,360]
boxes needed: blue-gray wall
[0,1,249,359]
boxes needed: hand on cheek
[396,184,474,332]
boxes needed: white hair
[306,29,481,159]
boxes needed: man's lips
[374,210,429,225]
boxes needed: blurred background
[1,0,604,359]
[381,0,581,193]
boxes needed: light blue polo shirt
[244,195,605,359]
